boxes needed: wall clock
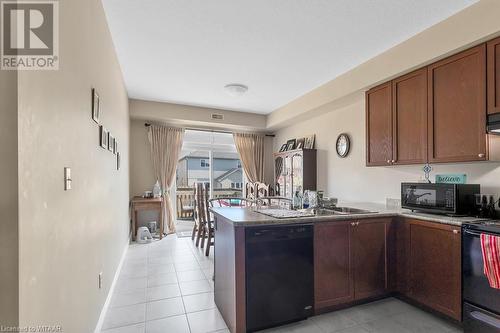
[336,133,350,158]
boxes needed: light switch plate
[64,167,72,190]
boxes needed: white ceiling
[103,0,477,114]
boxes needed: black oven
[463,222,500,332]
[401,183,479,215]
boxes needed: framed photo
[286,139,296,151]
[296,138,305,150]
[304,134,315,149]
[117,152,121,170]
[92,88,100,124]
[279,143,287,152]
[108,134,115,152]
[99,126,108,149]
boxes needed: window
[237,161,242,168]
[201,159,209,168]
[231,182,235,188]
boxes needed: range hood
[487,113,500,135]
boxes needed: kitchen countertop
[210,201,490,227]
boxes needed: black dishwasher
[245,224,314,332]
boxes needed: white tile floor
[101,236,463,333]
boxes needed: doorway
[174,130,243,234]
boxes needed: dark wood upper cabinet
[392,69,428,165]
[365,39,500,166]
[352,218,390,299]
[428,44,487,163]
[314,221,353,310]
[406,219,461,321]
[366,82,393,166]
[488,37,500,115]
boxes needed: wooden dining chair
[255,182,271,198]
[205,197,256,256]
[202,184,215,256]
[192,183,208,247]
[246,182,256,200]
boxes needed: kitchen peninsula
[211,205,485,333]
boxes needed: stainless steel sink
[299,207,377,216]
[329,206,377,214]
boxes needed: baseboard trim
[94,239,129,333]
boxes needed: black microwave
[401,182,480,215]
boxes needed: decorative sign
[435,174,467,184]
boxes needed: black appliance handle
[470,311,500,329]
[463,229,499,237]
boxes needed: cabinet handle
[350,222,355,226]
[356,222,360,226]
[478,153,485,158]
[387,160,391,164]
[391,160,396,163]
[452,229,459,234]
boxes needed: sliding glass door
[174,130,243,226]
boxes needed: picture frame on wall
[304,134,315,149]
[286,139,296,151]
[92,88,100,124]
[279,143,287,152]
[99,126,108,149]
[108,134,115,152]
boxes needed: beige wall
[130,99,267,131]
[274,92,500,203]
[0,70,18,326]
[268,0,500,129]
[17,0,129,332]
[130,119,156,197]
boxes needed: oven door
[464,302,500,332]
[463,228,500,313]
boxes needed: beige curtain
[148,125,184,235]
[233,132,265,183]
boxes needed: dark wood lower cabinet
[314,221,354,309]
[314,217,461,322]
[404,219,462,321]
[314,218,392,311]
[353,219,391,299]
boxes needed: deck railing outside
[176,187,243,219]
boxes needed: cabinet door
[314,221,354,309]
[291,152,303,196]
[352,219,389,300]
[283,155,291,198]
[488,37,500,115]
[428,44,487,162]
[366,82,393,166]
[274,156,284,196]
[407,219,461,321]
[392,69,428,164]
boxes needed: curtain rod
[144,122,275,137]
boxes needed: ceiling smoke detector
[224,83,248,97]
